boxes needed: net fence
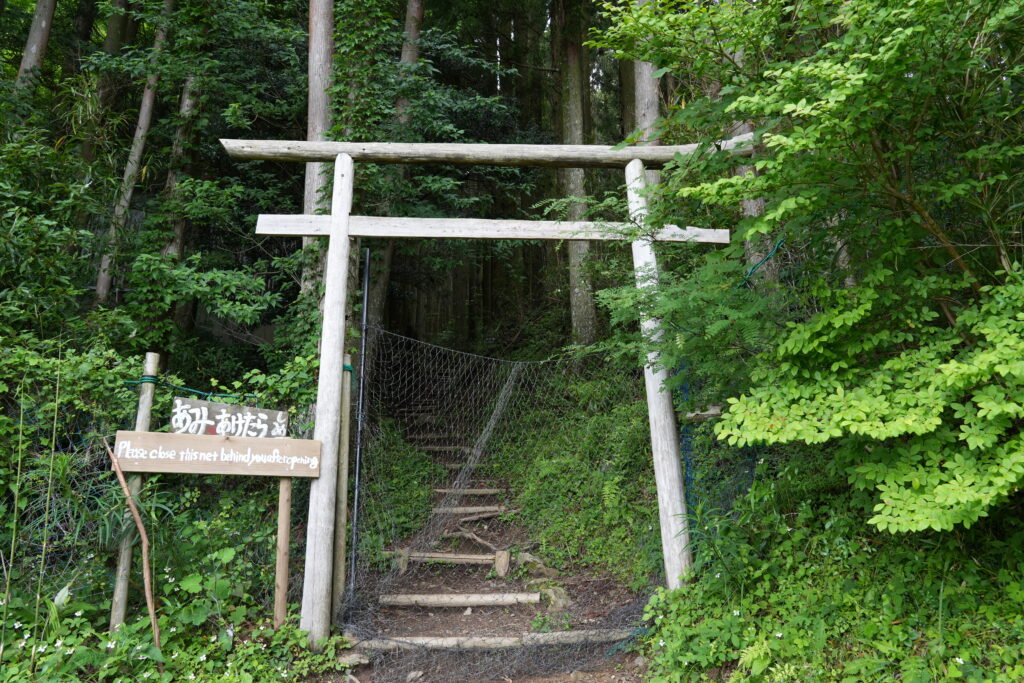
[340,327,756,681]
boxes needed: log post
[331,354,353,624]
[625,159,692,589]
[300,155,355,648]
[273,477,291,628]
[109,351,160,632]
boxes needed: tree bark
[161,74,198,260]
[66,0,98,73]
[553,0,597,345]
[80,0,128,164]
[395,0,424,125]
[94,0,175,305]
[731,119,776,279]
[300,0,335,292]
[366,0,425,330]
[15,0,59,88]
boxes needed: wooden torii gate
[221,135,751,646]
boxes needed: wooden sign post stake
[274,477,292,628]
[109,351,160,633]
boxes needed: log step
[379,592,540,607]
[348,629,635,651]
[434,488,504,495]
[389,551,496,565]
[420,445,472,452]
[433,506,506,515]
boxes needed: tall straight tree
[301,0,334,290]
[15,0,58,87]
[94,0,175,304]
[553,0,597,345]
[366,0,425,329]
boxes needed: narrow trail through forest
[344,378,649,682]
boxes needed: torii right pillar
[625,158,692,589]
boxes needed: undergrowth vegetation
[495,371,663,589]
[643,451,1024,682]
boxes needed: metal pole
[345,249,372,607]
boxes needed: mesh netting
[341,327,667,681]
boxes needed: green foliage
[495,370,662,587]
[643,456,1024,682]
[359,419,446,563]
[597,0,1024,532]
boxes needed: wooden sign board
[170,397,289,437]
[113,430,321,478]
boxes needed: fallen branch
[104,439,162,667]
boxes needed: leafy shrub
[644,453,1024,682]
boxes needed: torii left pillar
[300,154,353,647]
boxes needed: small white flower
[226,626,234,637]
[775,632,783,638]
[55,639,63,647]
[170,627,177,633]
[13,621,21,629]
[199,653,207,661]
[733,610,740,616]
[167,577,175,583]
[74,610,83,617]
[17,640,26,649]
[757,458,764,465]
[164,567,171,573]
[259,626,266,631]
[37,644,46,653]
[714,572,721,578]
[188,675,196,681]
[143,673,151,678]
[211,635,217,642]
[659,639,665,647]
[106,641,116,648]
[65,648,74,655]
[956,657,965,665]
[172,652,179,659]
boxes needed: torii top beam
[219,132,752,169]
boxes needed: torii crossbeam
[222,135,748,647]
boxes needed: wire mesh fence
[340,327,758,681]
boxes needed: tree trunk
[395,0,424,124]
[553,0,597,345]
[15,0,59,88]
[300,0,335,292]
[94,0,175,305]
[161,74,198,260]
[80,0,128,164]
[367,0,424,329]
[731,123,775,280]
[66,0,98,73]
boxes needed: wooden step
[388,550,495,565]
[434,488,504,495]
[379,592,540,607]
[348,629,635,651]
[433,505,506,515]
